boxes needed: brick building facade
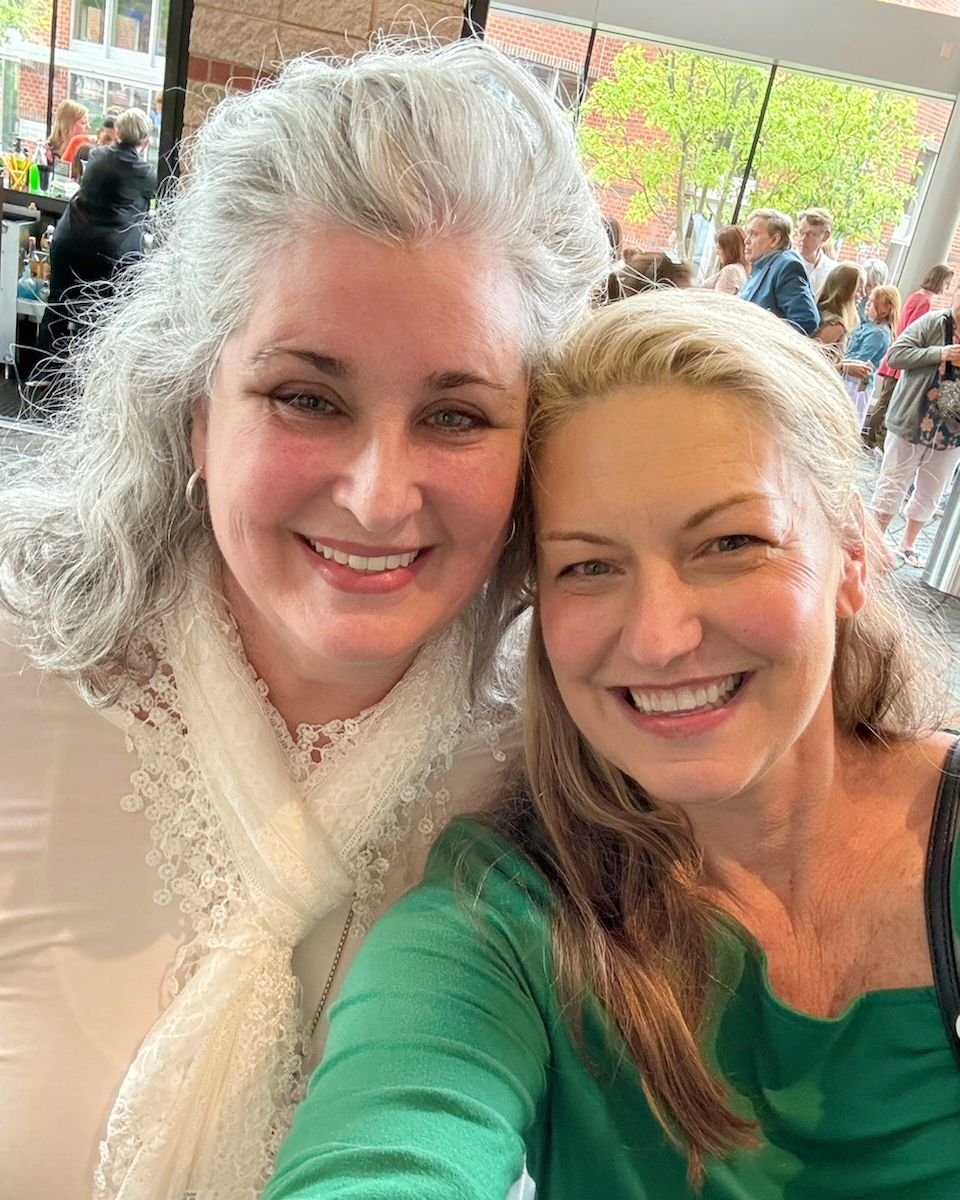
[183,0,465,139]
[487,5,960,291]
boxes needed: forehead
[536,385,797,522]
[234,226,528,370]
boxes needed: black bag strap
[924,736,960,1069]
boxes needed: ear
[836,498,868,620]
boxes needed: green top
[265,819,960,1200]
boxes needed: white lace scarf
[93,587,508,1199]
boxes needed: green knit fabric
[266,818,960,1200]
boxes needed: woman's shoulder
[423,814,554,915]
[343,813,558,1019]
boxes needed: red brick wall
[486,9,960,289]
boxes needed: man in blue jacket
[739,208,819,336]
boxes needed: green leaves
[578,42,922,256]
[0,0,48,41]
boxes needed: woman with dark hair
[607,249,692,300]
[263,290,959,1200]
[865,263,955,449]
[702,224,747,295]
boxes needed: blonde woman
[841,283,901,427]
[44,98,91,176]
[814,261,863,365]
[266,291,959,1200]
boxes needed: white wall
[502,0,960,97]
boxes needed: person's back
[73,142,155,233]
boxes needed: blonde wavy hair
[48,99,87,154]
[510,288,954,1181]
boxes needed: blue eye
[427,408,487,433]
[273,392,338,414]
[562,560,612,578]
[714,534,761,553]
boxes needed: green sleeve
[264,820,555,1200]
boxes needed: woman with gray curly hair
[0,40,609,1200]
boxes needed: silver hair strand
[0,36,611,702]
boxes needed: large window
[488,4,958,285]
[486,9,591,112]
[72,0,165,60]
[0,0,166,166]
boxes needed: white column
[896,97,960,296]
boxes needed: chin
[619,760,754,811]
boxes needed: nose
[617,563,704,672]
[330,427,424,535]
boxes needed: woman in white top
[0,41,609,1200]
[701,224,748,295]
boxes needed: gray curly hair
[0,38,610,702]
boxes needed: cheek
[539,593,608,685]
[728,567,835,665]
[438,442,522,547]
[206,420,318,531]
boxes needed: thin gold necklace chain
[308,901,356,1041]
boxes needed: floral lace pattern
[93,589,518,1200]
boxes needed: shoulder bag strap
[924,736,960,1069]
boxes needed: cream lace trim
[94,601,514,1199]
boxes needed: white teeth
[628,674,741,716]
[308,541,419,572]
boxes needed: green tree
[579,42,921,258]
[0,0,51,42]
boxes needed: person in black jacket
[36,107,157,363]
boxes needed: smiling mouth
[305,538,424,574]
[625,673,747,716]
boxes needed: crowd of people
[606,204,959,570]
[1,37,958,1200]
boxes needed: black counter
[2,188,68,219]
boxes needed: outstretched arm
[264,826,552,1200]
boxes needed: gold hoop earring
[185,468,206,514]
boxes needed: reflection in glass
[107,80,151,113]
[1,0,54,149]
[156,0,170,57]
[112,0,152,54]
[74,0,107,44]
[69,74,107,125]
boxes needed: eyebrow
[426,370,509,393]
[681,491,772,530]
[251,347,348,376]
[539,531,621,546]
[248,352,510,395]
[539,492,773,546]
